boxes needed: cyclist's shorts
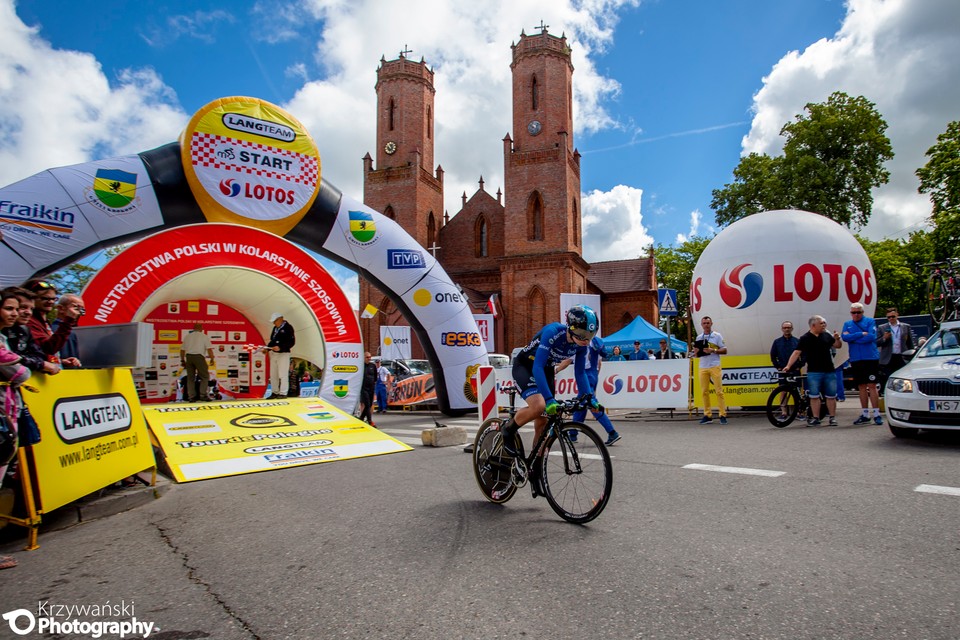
[806,371,837,399]
[512,360,556,401]
[850,359,880,385]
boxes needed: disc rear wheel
[473,418,517,504]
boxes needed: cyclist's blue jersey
[583,336,606,382]
[515,322,592,402]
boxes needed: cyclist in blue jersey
[501,306,603,471]
[558,335,622,446]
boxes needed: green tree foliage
[712,92,893,228]
[857,231,932,315]
[653,236,711,339]
[916,120,960,260]
[44,244,128,294]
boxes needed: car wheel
[889,424,919,438]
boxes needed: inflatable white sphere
[690,210,875,359]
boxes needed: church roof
[587,257,653,294]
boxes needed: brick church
[359,27,659,357]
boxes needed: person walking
[375,359,391,413]
[358,352,378,425]
[180,323,216,402]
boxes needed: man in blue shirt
[627,340,649,361]
[841,302,882,425]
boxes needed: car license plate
[929,400,960,412]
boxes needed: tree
[653,236,712,340]
[712,92,893,228]
[916,120,960,260]
[857,231,932,315]
[44,244,128,294]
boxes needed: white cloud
[581,185,651,261]
[742,0,960,240]
[676,209,703,244]
[0,0,187,186]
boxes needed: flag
[487,295,498,318]
[361,303,378,319]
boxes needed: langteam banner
[144,397,411,482]
[692,355,779,408]
[24,370,156,512]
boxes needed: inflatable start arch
[0,97,486,414]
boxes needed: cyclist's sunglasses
[569,328,593,342]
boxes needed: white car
[885,320,960,438]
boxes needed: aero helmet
[566,305,599,342]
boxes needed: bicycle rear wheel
[927,274,948,324]
[766,385,800,427]
[541,422,612,523]
[473,418,517,504]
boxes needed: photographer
[690,316,728,424]
[50,294,85,368]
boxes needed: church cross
[400,45,413,58]
[535,20,549,34]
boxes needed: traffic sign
[658,288,679,316]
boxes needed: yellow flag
[360,303,378,319]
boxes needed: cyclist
[500,305,602,490]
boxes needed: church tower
[500,28,589,348]
[360,51,444,353]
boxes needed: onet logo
[219,178,241,197]
[719,264,763,309]
[602,375,624,395]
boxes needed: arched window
[531,75,539,110]
[427,106,432,140]
[526,191,544,241]
[427,211,436,251]
[383,205,395,220]
[475,215,488,258]
[388,98,396,131]
[527,286,546,339]
[619,312,633,330]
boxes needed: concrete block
[421,426,468,447]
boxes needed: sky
[3,0,959,307]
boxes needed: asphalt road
[2,405,959,640]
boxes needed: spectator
[770,321,802,373]
[0,287,61,376]
[0,291,31,564]
[783,315,842,426]
[358,352,377,425]
[288,361,301,398]
[375,358,391,413]
[50,294,85,368]
[263,312,295,399]
[627,340,649,361]
[23,280,76,361]
[841,302,883,425]
[606,345,626,362]
[876,307,914,394]
[655,339,675,360]
[691,316,728,424]
[179,323,215,402]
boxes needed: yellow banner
[144,398,411,482]
[692,354,779,408]
[24,370,157,512]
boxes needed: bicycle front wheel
[927,274,948,324]
[541,422,612,524]
[766,385,800,427]
[473,418,517,504]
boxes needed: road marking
[915,484,960,496]
[548,450,606,461]
[682,463,785,477]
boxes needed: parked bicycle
[472,394,612,523]
[765,373,812,428]
[924,257,959,324]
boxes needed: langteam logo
[719,263,763,309]
[388,249,425,269]
[219,178,242,197]
[53,394,132,444]
[603,375,625,395]
[230,413,297,429]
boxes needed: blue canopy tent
[603,316,687,355]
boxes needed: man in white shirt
[691,316,728,424]
[180,323,215,402]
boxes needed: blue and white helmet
[566,305,599,342]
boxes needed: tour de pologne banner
[143,397,411,482]
[24,370,156,512]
